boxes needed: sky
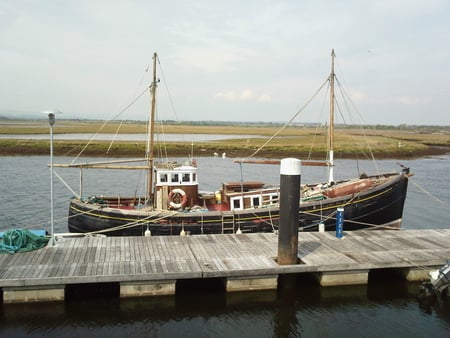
[0,0,449,125]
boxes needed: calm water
[0,154,449,337]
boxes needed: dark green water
[1,278,449,337]
[0,155,449,336]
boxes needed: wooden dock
[0,229,449,303]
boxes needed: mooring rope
[407,176,450,211]
[401,257,435,272]
[73,208,179,236]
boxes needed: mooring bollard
[277,158,301,265]
[318,222,325,232]
[336,207,344,238]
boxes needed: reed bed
[0,120,448,158]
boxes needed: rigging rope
[157,58,180,121]
[71,86,149,164]
[334,76,379,173]
[69,207,180,235]
[245,77,329,159]
[307,83,330,160]
[53,169,80,199]
[107,120,124,154]
[106,66,153,156]
[407,176,450,211]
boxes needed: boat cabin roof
[156,165,197,172]
[222,181,265,192]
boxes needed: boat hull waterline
[68,172,409,236]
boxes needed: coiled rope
[0,229,50,254]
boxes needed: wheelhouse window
[171,173,179,183]
[252,196,261,207]
[231,197,242,210]
[269,193,278,204]
[156,167,198,186]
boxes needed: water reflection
[1,276,448,337]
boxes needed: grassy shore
[0,120,449,159]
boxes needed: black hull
[68,173,409,236]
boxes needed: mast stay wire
[155,102,170,165]
[73,63,152,161]
[106,120,124,154]
[307,82,330,161]
[157,57,180,122]
[157,55,194,159]
[335,77,380,174]
[246,77,329,160]
[334,59,380,173]
[71,85,149,164]
[106,67,151,155]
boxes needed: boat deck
[0,229,449,303]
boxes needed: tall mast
[328,49,335,184]
[146,52,158,203]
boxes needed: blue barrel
[336,207,344,238]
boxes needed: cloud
[368,94,428,107]
[240,89,253,100]
[214,91,237,101]
[371,0,447,17]
[345,88,367,103]
[258,94,272,102]
[172,46,243,72]
[214,89,272,102]
[0,1,448,125]
[395,96,427,106]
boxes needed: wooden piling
[277,158,301,265]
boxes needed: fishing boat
[59,51,411,236]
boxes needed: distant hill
[0,110,45,120]
[0,112,448,132]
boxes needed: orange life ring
[168,188,187,209]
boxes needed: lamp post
[48,112,56,246]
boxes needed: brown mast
[146,52,158,203]
[328,49,335,183]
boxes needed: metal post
[79,167,83,198]
[336,207,344,238]
[48,113,56,246]
[277,158,301,265]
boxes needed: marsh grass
[0,120,448,158]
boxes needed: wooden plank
[64,238,78,269]
[57,238,76,276]
[104,261,113,276]
[133,237,140,262]
[121,237,128,262]
[1,230,450,293]
[113,237,121,262]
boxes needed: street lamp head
[41,110,62,127]
[48,113,55,126]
